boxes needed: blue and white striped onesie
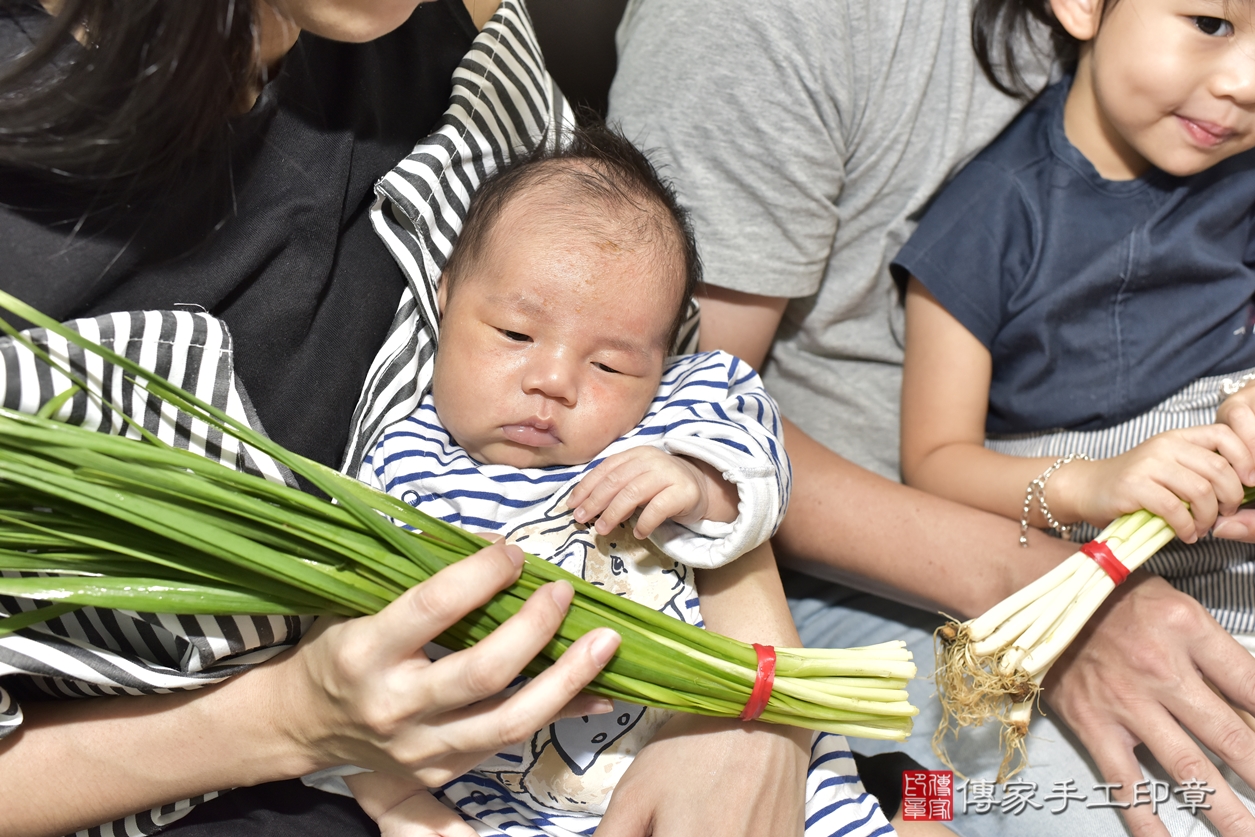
[364,350,895,837]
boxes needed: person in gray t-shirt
[610,1,1255,835]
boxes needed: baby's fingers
[633,486,693,538]
[592,474,670,535]
[571,459,655,527]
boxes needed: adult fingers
[1069,717,1170,837]
[1134,700,1255,837]
[417,625,621,764]
[362,541,527,663]
[403,580,580,714]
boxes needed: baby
[343,126,798,836]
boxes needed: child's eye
[1192,16,1232,36]
[594,362,622,374]
[499,329,531,342]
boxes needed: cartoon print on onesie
[475,486,692,814]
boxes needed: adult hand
[595,713,809,837]
[281,541,621,787]
[1044,572,1255,837]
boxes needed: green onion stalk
[934,495,1255,777]
[0,291,917,740]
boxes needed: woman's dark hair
[972,0,1080,99]
[443,121,703,351]
[0,0,259,196]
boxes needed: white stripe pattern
[988,368,1255,633]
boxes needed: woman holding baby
[2,0,1253,836]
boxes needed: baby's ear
[1049,0,1102,42]
[436,276,449,318]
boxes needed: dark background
[526,0,630,118]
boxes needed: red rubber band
[739,643,777,721]
[1081,539,1129,585]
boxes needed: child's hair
[972,0,1122,99]
[441,121,701,350]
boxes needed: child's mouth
[502,421,561,447]
[1177,115,1235,148]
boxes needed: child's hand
[344,773,476,837]
[1050,425,1253,543]
[1216,384,1255,484]
[568,446,738,539]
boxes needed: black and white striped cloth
[0,3,602,834]
[988,368,1255,635]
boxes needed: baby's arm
[568,352,786,563]
[568,446,738,538]
[902,277,1254,542]
[344,772,476,837]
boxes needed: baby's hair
[441,121,701,351]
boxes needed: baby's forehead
[491,169,686,284]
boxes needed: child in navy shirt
[896,1,1255,633]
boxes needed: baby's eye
[594,362,622,374]
[1192,16,1232,36]
[499,329,531,342]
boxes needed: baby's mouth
[502,420,561,447]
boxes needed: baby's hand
[568,446,738,539]
[1051,425,1253,543]
[344,773,475,837]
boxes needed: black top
[0,0,477,468]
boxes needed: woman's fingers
[362,542,527,663]
[412,626,621,772]
[407,580,577,713]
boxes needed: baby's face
[431,194,681,468]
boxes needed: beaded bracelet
[1019,453,1091,547]
[1221,371,1255,397]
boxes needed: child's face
[1060,0,1255,178]
[431,194,681,469]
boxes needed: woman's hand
[595,714,809,837]
[1049,426,1252,542]
[1,541,619,837]
[280,541,621,787]
[1044,572,1255,837]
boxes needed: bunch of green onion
[0,291,917,740]
[933,500,1252,776]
